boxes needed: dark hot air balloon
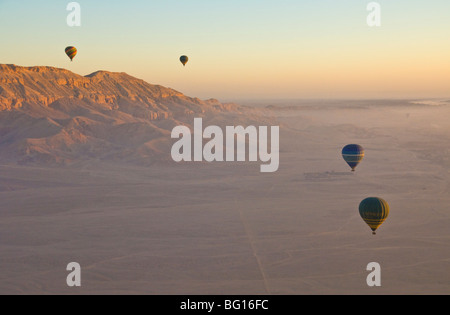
[180,55,189,66]
[359,197,389,235]
[65,46,77,62]
[342,144,364,171]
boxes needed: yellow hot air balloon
[65,46,77,61]
[359,197,389,235]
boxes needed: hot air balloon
[359,197,389,235]
[65,46,77,61]
[180,55,189,66]
[342,144,364,171]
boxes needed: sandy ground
[0,101,449,294]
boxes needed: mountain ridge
[0,64,226,113]
[0,64,265,165]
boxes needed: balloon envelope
[342,144,364,171]
[180,55,189,66]
[359,197,389,235]
[65,46,77,61]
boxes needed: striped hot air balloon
[180,55,189,66]
[65,46,77,61]
[359,197,389,235]
[342,144,364,171]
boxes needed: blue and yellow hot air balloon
[179,55,189,66]
[342,144,364,171]
[65,46,77,62]
[359,197,389,235]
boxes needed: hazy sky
[1,0,449,100]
